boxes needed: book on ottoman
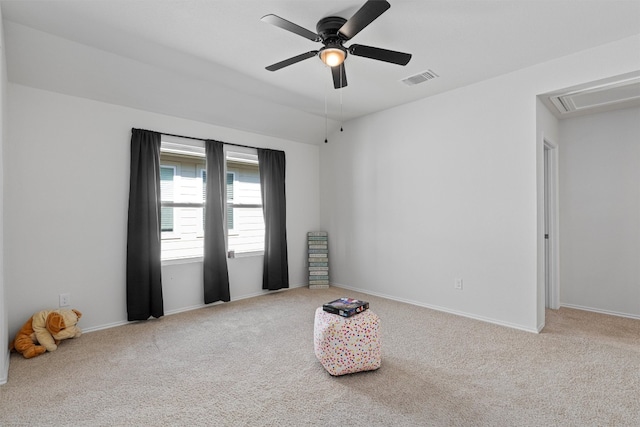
[323,297,369,317]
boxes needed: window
[159,141,265,261]
[226,150,265,255]
[160,148,206,261]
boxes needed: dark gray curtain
[126,128,163,320]
[203,140,230,303]
[258,149,289,291]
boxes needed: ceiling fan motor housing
[316,16,347,43]
[316,17,348,63]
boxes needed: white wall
[5,84,320,337]
[0,6,9,385]
[558,107,640,318]
[320,35,640,332]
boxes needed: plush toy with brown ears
[10,309,82,359]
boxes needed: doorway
[544,139,560,309]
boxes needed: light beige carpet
[1,286,639,426]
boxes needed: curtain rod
[133,128,264,151]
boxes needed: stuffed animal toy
[10,309,82,359]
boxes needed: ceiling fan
[261,0,412,89]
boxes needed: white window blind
[160,166,175,232]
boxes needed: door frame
[544,139,560,309]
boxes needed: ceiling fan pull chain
[340,66,344,132]
[324,82,329,143]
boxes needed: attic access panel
[542,72,640,119]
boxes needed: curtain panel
[126,128,164,320]
[203,140,231,303]
[258,149,289,291]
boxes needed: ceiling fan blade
[331,63,348,89]
[266,51,318,71]
[348,44,412,65]
[261,14,320,42]
[338,0,390,40]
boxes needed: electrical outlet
[454,279,463,290]
[59,293,71,307]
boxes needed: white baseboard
[560,303,640,320]
[0,349,9,386]
[82,320,131,334]
[82,283,307,334]
[332,282,540,334]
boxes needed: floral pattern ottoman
[313,307,381,376]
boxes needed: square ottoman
[313,307,381,376]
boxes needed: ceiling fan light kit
[262,0,412,89]
[319,46,346,67]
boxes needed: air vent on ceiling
[549,77,640,114]
[401,69,439,86]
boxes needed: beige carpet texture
[1,286,639,426]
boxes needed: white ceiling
[2,0,640,143]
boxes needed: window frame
[160,139,206,262]
[224,147,265,257]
